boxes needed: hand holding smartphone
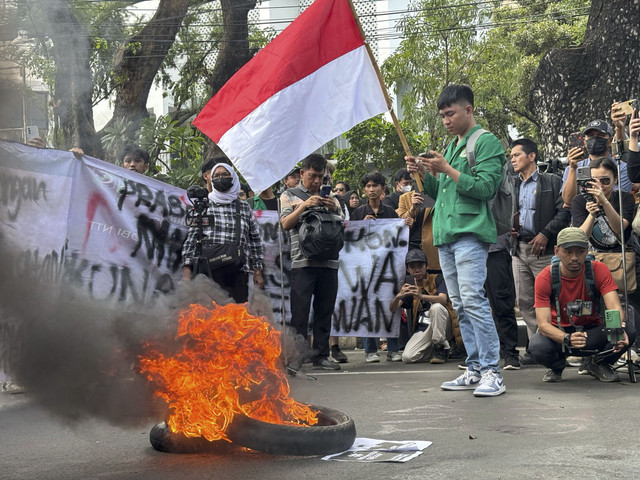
[320,185,332,197]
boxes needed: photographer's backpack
[289,188,345,260]
[549,256,602,315]
[465,128,514,236]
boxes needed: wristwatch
[563,334,572,347]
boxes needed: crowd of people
[8,83,640,399]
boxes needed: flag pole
[346,0,423,192]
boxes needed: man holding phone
[405,84,507,397]
[561,119,631,206]
[281,154,344,372]
[529,228,636,383]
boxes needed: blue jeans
[364,337,399,354]
[438,234,500,373]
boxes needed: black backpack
[289,188,345,260]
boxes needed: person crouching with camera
[529,227,636,383]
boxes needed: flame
[138,302,317,442]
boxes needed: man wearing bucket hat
[529,227,636,383]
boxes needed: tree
[332,116,428,193]
[530,0,640,160]
[382,0,487,147]
[106,0,192,161]
[18,0,261,167]
[381,0,589,149]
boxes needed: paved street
[1,350,638,480]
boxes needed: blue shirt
[518,169,538,236]
[562,157,631,192]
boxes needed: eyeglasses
[334,187,345,192]
[212,173,232,180]
[595,176,612,185]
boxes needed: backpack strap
[232,199,242,244]
[288,187,311,201]
[465,128,488,171]
[583,259,602,315]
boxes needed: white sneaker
[441,368,482,390]
[387,352,402,362]
[365,352,380,363]
[473,371,506,397]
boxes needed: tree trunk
[530,0,640,161]
[41,1,101,157]
[203,0,257,159]
[104,0,191,162]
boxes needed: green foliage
[382,0,589,144]
[100,114,206,190]
[332,116,429,194]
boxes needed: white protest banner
[253,212,408,338]
[0,141,76,382]
[65,156,188,303]
[1,141,408,341]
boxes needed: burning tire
[149,405,356,456]
[149,422,238,454]
[226,404,356,456]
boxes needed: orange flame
[138,302,317,441]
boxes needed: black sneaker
[503,355,521,370]
[330,345,348,363]
[542,369,563,383]
[312,357,341,371]
[430,344,447,364]
[448,343,467,360]
[582,357,620,382]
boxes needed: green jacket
[422,125,506,246]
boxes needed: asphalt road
[1,351,638,480]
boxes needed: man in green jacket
[406,84,506,397]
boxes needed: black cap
[405,249,427,265]
[582,119,614,137]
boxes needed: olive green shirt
[422,125,506,246]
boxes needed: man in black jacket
[510,139,571,362]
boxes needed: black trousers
[485,249,519,357]
[290,267,339,361]
[529,322,638,372]
[211,268,249,303]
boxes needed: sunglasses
[595,177,612,185]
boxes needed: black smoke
[0,237,293,428]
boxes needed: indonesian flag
[193,0,389,192]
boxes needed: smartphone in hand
[320,185,332,197]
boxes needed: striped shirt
[181,199,263,272]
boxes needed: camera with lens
[576,166,597,203]
[566,300,593,317]
[185,185,210,226]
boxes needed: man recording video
[529,227,636,383]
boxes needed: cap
[556,227,588,249]
[582,119,614,137]
[405,249,427,265]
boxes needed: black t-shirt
[382,190,402,211]
[571,191,635,251]
[350,202,398,220]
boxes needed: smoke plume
[0,240,298,428]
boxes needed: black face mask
[212,177,233,192]
[586,137,608,156]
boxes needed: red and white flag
[193,0,389,192]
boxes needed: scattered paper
[322,437,432,463]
